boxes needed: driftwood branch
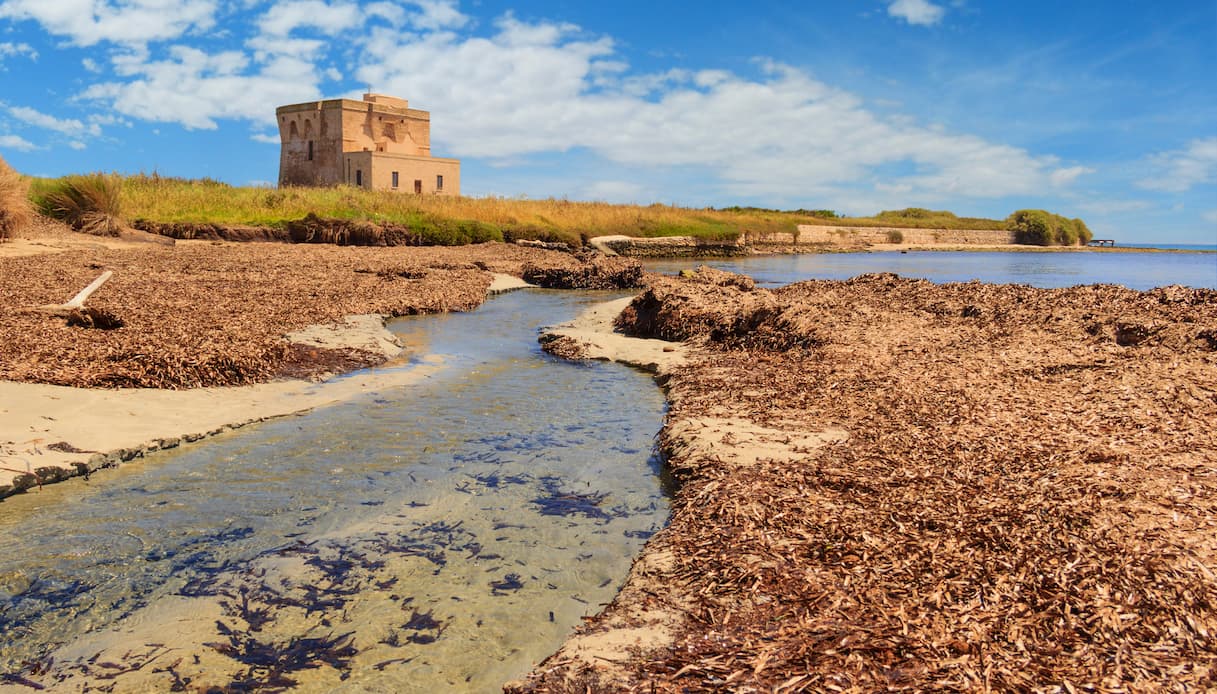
[37,270,113,316]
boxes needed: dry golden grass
[30,173,125,236]
[114,175,794,245]
[0,155,32,241]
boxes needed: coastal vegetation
[20,173,1094,247]
[29,173,124,236]
[0,156,32,241]
[1007,208,1094,246]
[115,174,787,246]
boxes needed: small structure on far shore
[276,94,460,196]
[1088,238,1116,247]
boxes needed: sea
[644,245,1217,291]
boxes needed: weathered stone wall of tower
[343,94,432,158]
[277,100,347,187]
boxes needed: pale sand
[541,296,687,373]
[0,228,174,259]
[488,272,536,294]
[0,273,526,496]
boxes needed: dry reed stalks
[35,173,124,236]
[0,155,32,241]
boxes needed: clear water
[643,249,1217,290]
[1120,243,1217,252]
[0,290,668,692]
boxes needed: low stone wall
[594,235,749,258]
[750,225,1017,247]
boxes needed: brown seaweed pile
[522,252,643,290]
[516,269,1217,692]
[0,241,567,388]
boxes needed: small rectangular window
[307,140,313,161]
[391,171,399,188]
[436,174,444,191]
[355,170,362,187]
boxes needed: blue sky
[1,0,1214,243]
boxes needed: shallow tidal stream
[0,289,669,692]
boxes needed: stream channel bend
[0,288,670,692]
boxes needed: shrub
[1006,209,1092,246]
[804,209,839,219]
[876,208,957,221]
[34,173,124,236]
[1071,217,1094,244]
[0,155,32,241]
[885,229,905,244]
[1007,209,1053,245]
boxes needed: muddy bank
[517,268,1217,691]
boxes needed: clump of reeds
[34,173,124,236]
[0,155,32,241]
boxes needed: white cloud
[82,44,322,129]
[0,0,217,46]
[364,2,406,27]
[887,0,946,26]
[1201,209,1217,225]
[1138,137,1217,193]
[357,22,1062,203]
[7,105,102,137]
[582,180,644,203]
[0,133,38,151]
[1075,199,1152,215]
[0,42,37,63]
[1049,165,1094,187]
[257,0,362,37]
[250,132,280,143]
[62,3,1074,206]
[405,0,468,30]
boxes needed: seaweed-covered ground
[518,268,1217,692]
[0,225,587,389]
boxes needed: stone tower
[276,94,460,195]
